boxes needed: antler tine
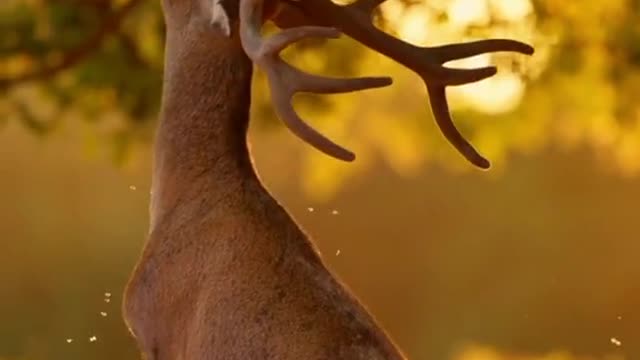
[431,39,535,63]
[281,0,534,168]
[427,85,490,169]
[269,83,357,161]
[239,0,392,162]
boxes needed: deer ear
[207,0,232,36]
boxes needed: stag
[122,0,534,358]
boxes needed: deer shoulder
[125,178,402,359]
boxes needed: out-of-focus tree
[2,0,640,198]
[1,0,164,162]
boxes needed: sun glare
[447,0,490,27]
[395,4,433,46]
[453,73,526,114]
[387,0,535,115]
[490,0,533,21]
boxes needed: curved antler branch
[239,0,392,161]
[276,0,534,168]
[427,85,489,168]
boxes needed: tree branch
[0,0,143,90]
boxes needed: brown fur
[122,1,406,359]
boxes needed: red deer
[122,0,533,358]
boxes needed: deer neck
[150,29,256,229]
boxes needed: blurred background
[1,0,639,359]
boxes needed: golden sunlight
[388,0,535,115]
[452,72,526,114]
[489,0,533,21]
[447,0,490,27]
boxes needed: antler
[246,0,535,168]
[239,0,392,161]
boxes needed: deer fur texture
[122,0,406,359]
